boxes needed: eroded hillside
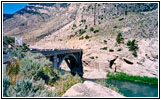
[3,3,158,79]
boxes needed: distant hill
[3,3,158,40]
[3,14,13,21]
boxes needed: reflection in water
[106,79,158,97]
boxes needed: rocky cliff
[3,3,158,78]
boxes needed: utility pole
[94,3,96,26]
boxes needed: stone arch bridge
[30,49,83,76]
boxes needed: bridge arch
[52,52,83,77]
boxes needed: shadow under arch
[56,53,83,77]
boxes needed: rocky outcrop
[62,81,124,97]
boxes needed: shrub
[3,76,57,97]
[69,35,74,39]
[3,36,15,48]
[126,40,138,57]
[3,47,8,54]
[116,32,124,44]
[118,18,124,21]
[109,49,114,52]
[85,35,90,39]
[54,73,83,96]
[117,48,122,51]
[113,26,118,28]
[81,19,86,23]
[3,76,11,97]
[6,59,20,85]
[104,40,107,43]
[89,56,94,59]
[79,36,84,40]
[73,24,76,28]
[93,29,99,33]
[85,25,88,29]
[38,66,61,86]
[127,40,138,51]
[79,29,86,35]
[20,53,52,81]
[21,43,30,51]
[100,47,107,50]
[90,27,94,31]
[10,50,26,59]
[132,50,137,57]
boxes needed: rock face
[3,3,158,79]
[62,81,124,97]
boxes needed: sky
[3,3,29,14]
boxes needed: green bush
[132,50,137,57]
[3,36,15,48]
[117,48,122,51]
[85,25,88,29]
[93,29,99,33]
[89,56,94,59]
[104,40,107,43]
[113,26,118,28]
[127,40,138,51]
[3,76,57,97]
[20,53,52,81]
[38,66,61,86]
[69,35,74,39]
[54,73,83,96]
[100,47,107,50]
[73,24,76,28]
[90,27,94,31]
[3,47,8,54]
[10,50,26,59]
[118,18,124,21]
[126,40,138,57]
[85,35,90,39]
[109,49,114,52]
[21,43,30,51]
[79,29,86,35]
[116,32,124,44]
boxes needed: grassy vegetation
[90,27,94,31]
[89,56,95,59]
[118,18,124,21]
[109,49,114,52]
[85,35,90,39]
[100,47,107,50]
[79,36,84,40]
[79,29,86,35]
[4,51,83,97]
[107,72,158,86]
[104,40,107,43]
[117,48,122,51]
[116,32,124,44]
[113,25,118,28]
[127,40,138,57]
[93,29,99,33]
[3,36,30,54]
[54,73,83,96]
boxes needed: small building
[15,36,23,46]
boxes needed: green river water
[60,69,158,97]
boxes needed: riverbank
[107,72,158,86]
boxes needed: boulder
[62,81,124,97]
